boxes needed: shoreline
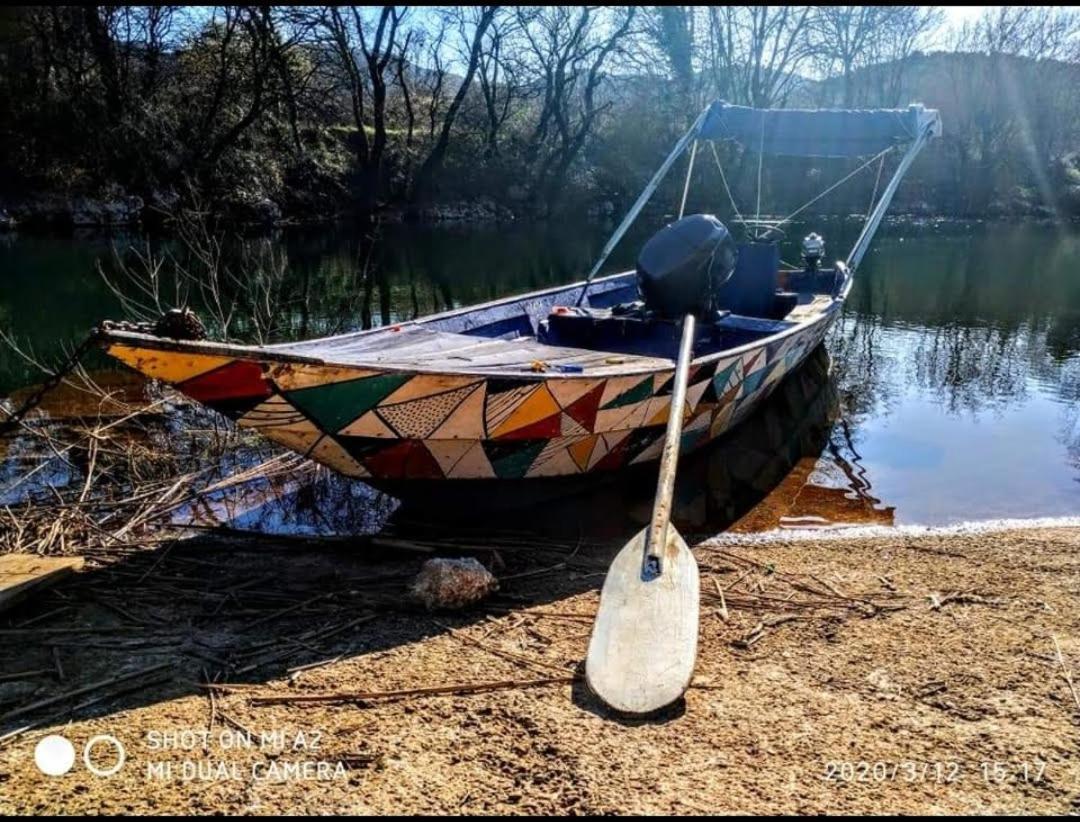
[703,514,1080,544]
[1,522,1078,813]
[3,199,1079,234]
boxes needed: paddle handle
[644,314,696,576]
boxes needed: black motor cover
[635,214,737,319]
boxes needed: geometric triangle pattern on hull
[106,315,828,480]
[286,373,411,434]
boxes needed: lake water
[1,217,1078,529]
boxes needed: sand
[1,524,1078,815]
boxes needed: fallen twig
[1051,635,1080,710]
[435,621,571,676]
[248,675,579,706]
[0,661,172,721]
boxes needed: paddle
[585,314,701,715]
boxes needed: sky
[942,6,989,28]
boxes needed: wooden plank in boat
[292,330,510,362]
[0,554,84,614]
[280,325,435,356]
[785,295,833,322]
[279,326,682,376]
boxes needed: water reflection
[162,346,895,540]
[1,218,1078,527]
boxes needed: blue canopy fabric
[697,101,932,158]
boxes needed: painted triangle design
[481,439,548,479]
[499,413,561,440]
[309,435,369,477]
[562,381,605,431]
[712,361,739,394]
[268,364,379,392]
[446,441,496,479]
[548,378,603,409]
[600,376,653,410]
[560,413,589,436]
[741,363,772,397]
[380,375,481,405]
[429,383,487,439]
[339,410,397,438]
[568,435,598,471]
[685,379,710,412]
[377,383,479,439]
[335,435,402,464]
[286,373,411,434]
[179,360,272,417]
[260,425,324,458]
[491,384,559,438]
[110,348,232,385]
[238,395,309,429]
[653,374,675,396]
[485,384,539,434]
[528,437,589,477]
[423,439,475,476]
[363,439,444,480]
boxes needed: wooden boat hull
[100,272,842,483]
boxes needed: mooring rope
[0,330,103,437]
[0,310,205,438]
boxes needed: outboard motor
[801,232,824,274]
[636,214,737,319]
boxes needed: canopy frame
[575,100,941,308]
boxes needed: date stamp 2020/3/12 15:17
[823,760,1048,786]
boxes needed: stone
[410,557,498,610]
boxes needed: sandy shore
[1,523,1079,814]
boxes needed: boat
[98,101,941,491]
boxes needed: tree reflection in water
[2,218,1078,528]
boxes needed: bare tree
[410,5,499,204]
[643,6,698,125]
[321,5,405,212]
[868,6,943,107]
[808,6,881,107]
[808,6,943,108]
[392,28,416,148]
[705,6,815,109]
[477,11,523,158]
[518,6,637,211]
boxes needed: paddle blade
[585,526,700,715]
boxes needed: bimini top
[697,101,942,158]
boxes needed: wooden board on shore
[0,555,83,613]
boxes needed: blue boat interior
[416,242,843,362]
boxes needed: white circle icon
[34,735,76,776]
[83,734,126,777]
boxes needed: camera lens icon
[34,735,76,776]
[83,735,126,777]
[34,734,126,777]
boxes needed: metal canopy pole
[846,124,933,272]
[677,140,698,220]
[574,108,709,307]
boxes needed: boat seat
[538,307,687,359]
[715,241,781,317]
[538,306,796,359]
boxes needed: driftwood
[0,555,84,614]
